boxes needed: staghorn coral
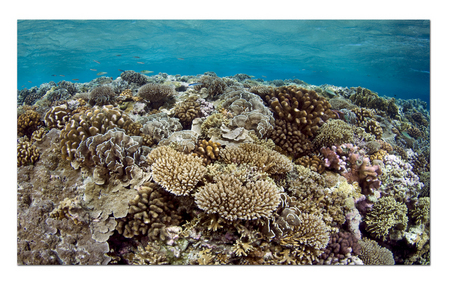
[43,104,72,129]
[173,96,202,128]
[313,119,355,149]
[59,105,135,161]
[89,85,116,106]
[364,196,408,241]
[279,212,330,265]
[358,237,395,265]
[219,143,293,174]
[18,110,43,138]
[137,83,175,108]
[116,182,182,241]
[349,87,399,119]
[120,70,148,86]
[17,138,40,167]
[192,139,221,165]
[148,145,207,196]
[75,128,151,185]
[194,173,281,221]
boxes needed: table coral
[116,182,182,241]
[148,145,207,196]
[219,143,293,174]
[358,237,395,265]
[194,173,281,221]
[75,128,151,185]
[364,196,408,241]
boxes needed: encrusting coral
[358,237,395,265]
[364,196,408,241]
[148,146,207,196]
[219,143,293,174]
[194,173,281,221]
[116,182,182,241]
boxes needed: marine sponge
[194,173,281,221]
[364,196,408,241]
[17,138,40,167]
[89,86,116,106]
[148,146,207,196]
[358,237,395,265]
[137,83,176,108]
[43,104,72,129]
[59,105,135,160]
[120,70,148,86]
[279,212,330,265]
[116,182,182,240]
[172,96,201,129]
[75,128,151,185]
[313,119,355,149]
[18,110,43,138]
[219,143,293,174]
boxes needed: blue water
[17,20,430,105]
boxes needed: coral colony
[17,71,430,265]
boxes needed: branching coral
[364,196,408,241]
[148,145,207,196]
[173,96,201,129]
[18,110,43,138]
[137,83,175,108]
[192,139,221,165]
[313,119,355,149]
[17,138,40,167]
[219,143,293,174]
[294,155,325,174]
[409,197,430,225]
[116,182,182,241]
[75,128,151,185]
[89,86,116,106]
[120,70,148,86]
[194,173,281,221]
[358,237,395,265]
[59,105,135,160]
[349,87,399,119]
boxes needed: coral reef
[137,83,175,108]
[43,104,72,129]
[317,231,361,264]
[194,73,227,98]
[18,110,43,138]
[120,70,148,86]
[148,146,207,196]
[294,155,325,174]
[172,96,202,129]
[192,139,221,165]
[194,173,281,221]
[313,119,355,149]
[158,130,199,153]
[140,114,183,143]
[17,138,40,167]
[89,85,116,106]
[349,87,399,119]
[358,237,395,265]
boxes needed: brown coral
[219,143,293,174]
[43,104,72,129]
[358,237,395,265]
[18,110,43,138]
[194,75,227,98]
[407,126,422,139]
[148,146,207,196]
[313,119,355,149]
[116,182,182,240]
[194,174,281,221]
[89,86,116,106]
[192,139,221,165]
[370,149,388,162]
[17,138,40,167]
[137,83,175,108]
[349,87,399,119]
[173,96,201,128]
[294,155,325,174]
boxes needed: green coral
[364,196,408,241]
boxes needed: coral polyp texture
[17,71,430,265]
[194,173,281,221]
[148,145,207,196]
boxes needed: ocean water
[17,20,430,105]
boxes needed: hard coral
[349,87,399,119]
[194,74,227,98]
[75,128,151,185]
[194,173,281,221]
[318,231,361,263]
[18,110,43,138]
[219,143,293,174]
[364,196,408,241]
[116,182,182,241]
[137,83,175,108]
[148,146,207,196]
[17,138,40,167]
[89,85,116,106]
[43,104,72,129]
[173,96,201,129]
[192,139,221,165]
[140,114,183,143]
[120,70,148,86]
[313,119,355,149]
[358,237,395,265]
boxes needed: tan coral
[358,237,395,265]
[219,143,293,174]
[17,138,40,167]
[18,110,43,137]
[148,146,207,196]
[194,173,281,221]
[407,126,422,138]
[43,104,72,129]
[173,96,201,128]
[313,119,355,149]
[192,139,221,165]
[294,155,325,174]
[31,127,46,143]
[370,149,388,162]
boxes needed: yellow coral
[148,146,207,196]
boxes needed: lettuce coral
[194,173,281,221]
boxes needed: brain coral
[148,146,207,196]
[116,182,182,240]
[59,105,135,160]
[75,128,151,185]
[364,196,408,241]
[194,173,281,221]
[358,237,395,265]
[89,86,116,106]
[313,119,355,149]
[219,143,293,174]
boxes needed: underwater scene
[17,20,430,265]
